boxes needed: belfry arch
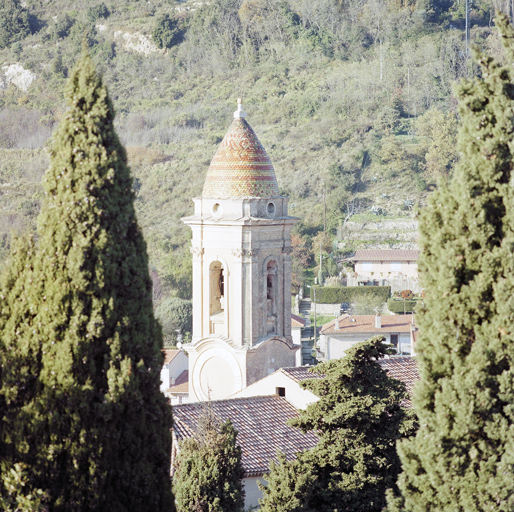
[209,260,227,336]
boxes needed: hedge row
[387,298,420,314]
[310,286,391,304]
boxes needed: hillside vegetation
[0,0,507,299]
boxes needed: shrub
[0,0,31,48]
[152,14,183,49]
[387,298,419,314]
[86,3,109,23]
[311,286,391,304]
[400,289,414,299]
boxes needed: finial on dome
[234,98,247,119]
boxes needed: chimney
[375,315,381,329]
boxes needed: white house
[230,366,320,410]
[347,249,420,293]
[160,349,188,401]
[319,314,417,360]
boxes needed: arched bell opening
[209,260,226,335]
[266,260,278,334]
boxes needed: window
[276,387,286,397]
[390,334,399,347]
[391,262,402,272]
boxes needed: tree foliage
[155,296,192,345]
[415,107,458,180]
[260,337,416,512]
[0,53,173,511]
[0,0,31,48]
[390,13,514,512]
[153,14,183,49]
[173,409,245,512]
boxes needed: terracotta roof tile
[378,357,419,407]
[321,314,415,334]
[291,314,306,328]
[202,118,280,199]
[167,370,189,394]
[278,366,324,383]
[173,396,318,477]
[353,249,419,261]
[162,349,181,365]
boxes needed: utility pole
[323,189,326,236]
[465,0,470,56]
[319,242,323,287]
[313,287,317,345]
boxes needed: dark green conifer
[173,410,244,512]
[260,337,414,512]
[390,13,514,512]
[0,53,173,511]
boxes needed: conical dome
[202,102,280,198]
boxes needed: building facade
[182,101,298,402]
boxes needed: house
[319,314,417,360]
[172,396,319,510]
[346,249,420,293]
[166,370,189,405]
[378,356,420,407]
[230,366,320,410]
[160,349,188,403]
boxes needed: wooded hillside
[0,0,508,300]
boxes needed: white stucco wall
[230,370,318,410]
[291,326,303,366]
[244,476,264,510]
[319,332,412,360]
[355,260,418,280]
[160,351,188,392]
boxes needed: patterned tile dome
[202,102,280,198]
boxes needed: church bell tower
[182,100,298,402]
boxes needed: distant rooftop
[167,370,189,394]
[321,314,415,335]
[173,395,319,477]
[291,314,306,328]
[379,357,419,407]
[278,366,324,383]
[352,249,419,261]
[162,349,182,365]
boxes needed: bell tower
[182,101,298,402]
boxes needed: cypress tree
[390,13,514,512]
[259,337,415,512]
[173,411,245,512]
[0,53,173,511]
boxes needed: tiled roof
[352,249,419,261]
[321,314,415,335]
[378,357,419,407]
[167,370,189,394]
[291,314,306,328]
[173,396,318,477]
[162,349,181,365]
[278,366,324,383]
[202,118,280,198]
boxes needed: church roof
[202,101,280,199]
[173,395,318,477]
